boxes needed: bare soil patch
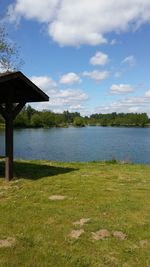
[92,229,110,240]
[69,229,84,239]
[48,195,66,200]
[139,239,148,247]
[113,231,126,240]
[0,237,16,248]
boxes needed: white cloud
[110,39,117,45]
[90,52,109,66]
[31,76,57,92]
[49,23,107,46]
[110,84,134,94]
[31,75,88,113]
[122,55,136,67]
[83,70,109,82]
[144,90,150,97]
[8,0,150,46]
[128,106,139,112]
[95,94,150,115]
[7,0,60,23]
[59,72,81,85]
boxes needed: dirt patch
[0,237,16,248]
[139,239,148,247]
[48,195,66,200]
[73,218,90,226]
[113,231,126,240]
[69,229,84,239]
[92,229,110,240]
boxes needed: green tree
[31,113,43,127]
[73,117,85,127]
[13,112,28,127]
[54,113,64,126]
[41,111,55,127]
[25,105,36,124]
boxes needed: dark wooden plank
[5,101,13,181]
[13,102,26,120]
[0,104,6,119]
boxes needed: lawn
[0,160,150,267]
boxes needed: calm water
[0,126,150,163]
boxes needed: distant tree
[13,112,28,127]
[63,110,70,123]
[41,111,55,127]
[89,112,149,127]
[25,105,36,123]
[63,110,81,123]
[31,113,43,127]
[73,117,85,127]
[54,113,64,126]
[13,109,150,128]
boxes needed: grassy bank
[0,160,150,267]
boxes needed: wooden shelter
[0,71,49,181]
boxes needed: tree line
[0,105,149,128]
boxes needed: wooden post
[0,101,26,181]
[5,101,13,181]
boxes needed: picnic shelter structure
[0,71,49,181]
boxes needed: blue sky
[1,0,150,115]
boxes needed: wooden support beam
[5,101,13,181]
[13,102,26,120]
[0,104,6,119]
[1,101,26,181]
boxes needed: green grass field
[0,160,150,267]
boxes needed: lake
[0,126,150,163]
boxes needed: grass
[0,160,150,267]
[0,123,5,129]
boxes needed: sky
[1,0,150,116]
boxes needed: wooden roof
[0,71,49,103]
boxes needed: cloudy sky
[1,0,150,115]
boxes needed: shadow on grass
[0,160,78,180]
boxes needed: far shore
[1,123,150,130]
